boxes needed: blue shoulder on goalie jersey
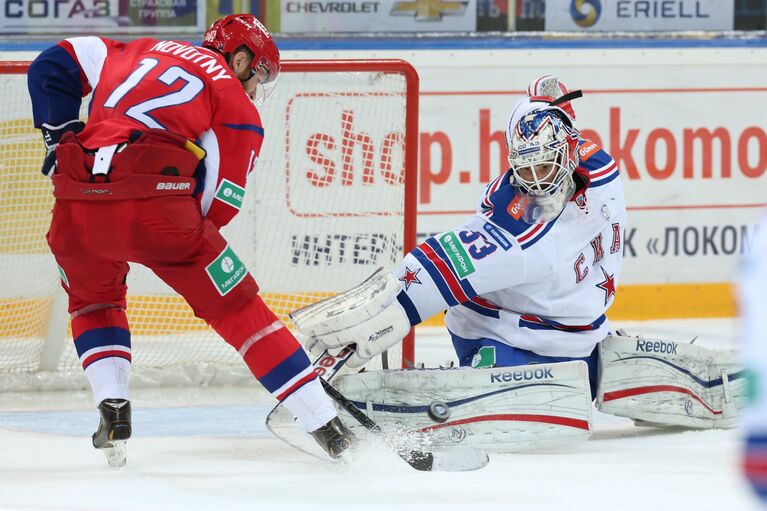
[576,139,619,188]
[478,169,562,250]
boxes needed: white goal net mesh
[0,60,417,389]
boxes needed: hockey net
[0,59,418,391]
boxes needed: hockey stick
[320,377,489,472]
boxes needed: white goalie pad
[290,267,410,367]
[332,361,593,452]
[597,334,748,429]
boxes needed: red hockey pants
[47,132,315,399]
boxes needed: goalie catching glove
[40,120,86,176]
[290,267,411,368]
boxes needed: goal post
[0,58,418,389]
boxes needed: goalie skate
[92,399,132,467]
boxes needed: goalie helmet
[203,14,280,85]
[506,109,580,224]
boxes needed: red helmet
[203,14,280,84]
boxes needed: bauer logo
[570,0,601,27]
[635,339,678,355]
[206,245,248,296]
[215,179,245,210]
[490,367,553,383]
[156,182,191,191]
[438,232,475,278]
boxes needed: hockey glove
[290,267,411,368]
[40,120,85,177]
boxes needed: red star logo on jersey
[596,266,616,306]
[399,267,422,291]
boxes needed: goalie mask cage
[0,59,418,391]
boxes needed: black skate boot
[310,417,357,459]
[92,399,132,467]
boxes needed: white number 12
[103,58,204,130]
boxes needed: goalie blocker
[597,334,748,429]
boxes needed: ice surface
[0,319,761,511]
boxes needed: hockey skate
[309,416,356,460]
[92,399,132,467]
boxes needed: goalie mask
[506,109,580,224]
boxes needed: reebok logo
[636,339,678,355]
[156,182,191,191]
[490,367,553,383]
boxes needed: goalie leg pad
[597,334,748,429]
[332,361,593,452]
[450,333,599,398]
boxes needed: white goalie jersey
[395,140,626,358]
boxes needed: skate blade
[100,440,127,467]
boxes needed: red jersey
[49,36,264,228]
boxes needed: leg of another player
[46,201,134,466]
[141,211,355,459]
[209,298,356,458]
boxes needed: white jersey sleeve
[395,220,535,325]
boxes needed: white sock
[84,357,131,407]
[280,378,337,433]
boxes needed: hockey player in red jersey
[28,14,354,466]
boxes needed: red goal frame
[1,58,419,368]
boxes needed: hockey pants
[47,195,317,401]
